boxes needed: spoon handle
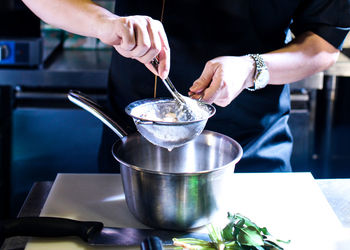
[150,58,186,104]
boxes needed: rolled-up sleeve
[291,0,350,50]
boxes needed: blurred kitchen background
[1,0,350,219]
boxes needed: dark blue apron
[99,0,349,173]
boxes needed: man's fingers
[201,78,223,103]
[136,19,162,64]
[155,21,170,79]
[189,61,217,93]
[144,21,170,79]
[189,61,219,103]
[113,16,170,77]
[145,63,160,76]
[156,48,170,78]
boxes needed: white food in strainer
[129,99,211,150]
[135,99,209,123]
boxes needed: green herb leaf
[259,227,271,236]
[222,222,235,241]
[263,240,285,250]
[237,226,264,246]
[233,218,245,242]
[172,237,215,249]
[276,239,291,244]
[172,212,289,250]
[225,240,244,249]
[255,246,266,250]
[207,224,223,244]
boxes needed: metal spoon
[150,58,199,121]
[150,58,186,104]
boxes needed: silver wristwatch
[246,54,270,91]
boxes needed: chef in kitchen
[22,0,350,173]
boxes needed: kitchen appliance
[67,91,243,230]
[0,0,44,67]
[0,38,43,67]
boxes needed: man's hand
[189,32,340,107]
[99,15,170,79]
[21,0,170,79]
[189,56,254,107]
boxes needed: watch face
[246,54,270,91]
[256,69,270,89]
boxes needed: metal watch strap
[246,54,269,91]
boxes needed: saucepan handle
[68,90,128,139]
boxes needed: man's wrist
[95,12,119,44]
[243,55,256,89]
[246,54,270,91]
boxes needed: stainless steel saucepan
[68,90,243,230]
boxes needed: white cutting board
[25,173,349,250]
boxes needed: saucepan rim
[112,130,243,175]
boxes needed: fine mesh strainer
[125,98,215,150]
